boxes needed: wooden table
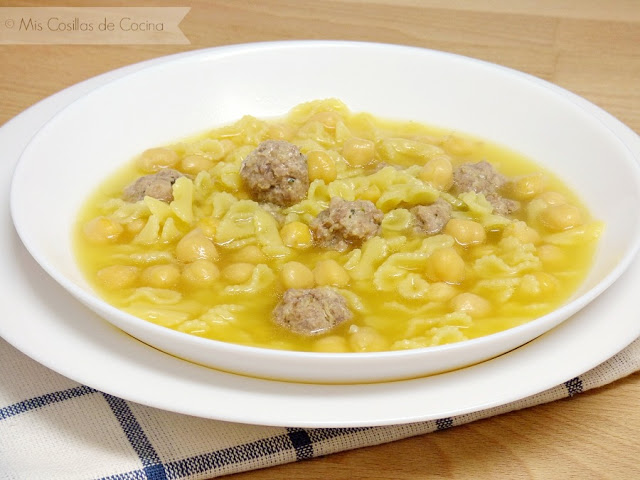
[1,1,639,478]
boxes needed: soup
[74,99,602,353]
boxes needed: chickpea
[359,185,381,203]
[229,245,267,264]
[313,259,350,287]
[182,260,220,288]
[349,326,389,352]
[313,335,349,353]
[342,137,375,166]
[507,174,545,200]
[444,218,486,246]
[427,282,459,302]
[175,230,219,263]
[307,150,337,183]
[222,263,254,284]
[540,203,583,231]
[418,155,453,190]
[180,154,213,175]
[426,247,466,284]
[97,265,139,290]
[537,244,565,268]
[450,292,492,318]
[141,264,181,289]
[536,191,567,206]
[280,221,313,249]
[280,261,315,289]
[138,147,179,172]
[83,216,124,244]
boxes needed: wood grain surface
[1,1,639,478]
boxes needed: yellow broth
[74,99,602,353]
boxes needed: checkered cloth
[1,336,639,479]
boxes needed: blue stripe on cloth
[307,427,372,442]
[101,393,167,480]
[286,427,314,460]
[436,417,454,430]
[0,385,97,420]
[98,430,300,480]
[164,433,295,478]
[564,377,584,397]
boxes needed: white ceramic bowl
[10,41,640,384]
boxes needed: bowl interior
[9,41,640,383]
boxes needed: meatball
[123,168,184,203]
[452,160,506,195]
[272,287,352,336]
[310,197,384,252]
[240,140,309,207]
[452,161,519,215]
[412,198,452,234]
[485,193,520,216]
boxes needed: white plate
[1,44,639,427]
